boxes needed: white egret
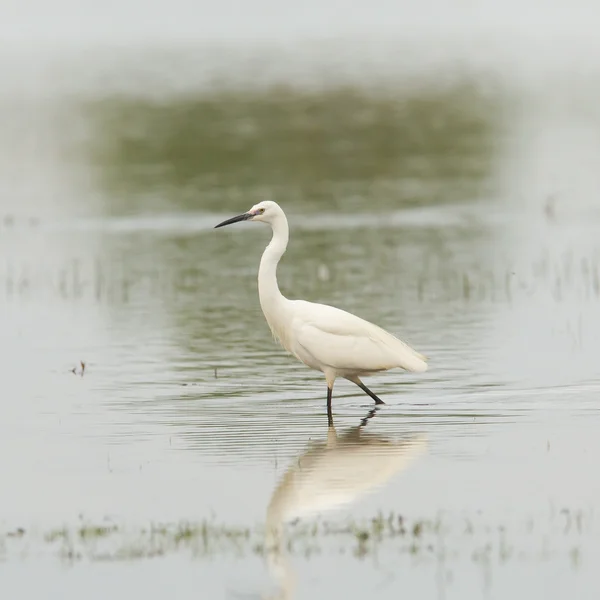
[215,201,428,422]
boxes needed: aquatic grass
[1,510,595,566]
[3,249,599,307]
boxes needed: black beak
[214,212,252,229]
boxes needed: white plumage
[215,200,428,420]
[290,300,428,374]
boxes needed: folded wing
[290,300,428,374]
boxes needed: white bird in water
[215,201,428,424]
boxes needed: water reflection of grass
[2,252,598,305]
[84,82,502,213]
[2,510,591,565]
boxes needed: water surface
[2,14,600,599]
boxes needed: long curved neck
[258,214,289,311]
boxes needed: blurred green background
[85,83,501,214]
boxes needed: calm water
[2,9,600,599]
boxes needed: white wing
[290,300,428,374]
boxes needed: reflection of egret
[263,410,427,599]
[215,201,428,424]
[266,414,427,529]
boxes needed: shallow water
[2,11,600,599]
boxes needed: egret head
[214,200,282,229]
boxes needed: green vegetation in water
[0,510,593,566]
[82,82,503,214]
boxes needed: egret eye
[257,208,265,214]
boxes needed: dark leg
[349,377,385,405]
[327,385,334,427]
